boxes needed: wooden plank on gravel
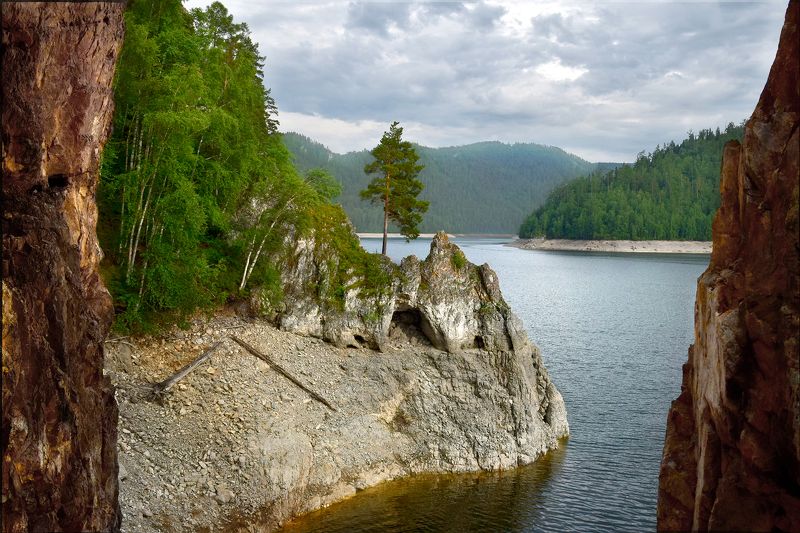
[230,335,336,412]
[149,340,224,399]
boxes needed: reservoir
[279,237,709,532]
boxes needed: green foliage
[360,122,428,247]
[519,124,745,240]
[451,250,467,270]
[284,133,605,234]
[98,0,314,332]
[305,205,396,309]
[248,263,284,316]
[304,168,342,201]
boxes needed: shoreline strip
[508,238,712,254]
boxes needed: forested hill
[98,0,379,331]
[519,124,745,241]
[284,133,608,234]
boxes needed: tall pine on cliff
[361,121,428,255]
[98,0,340,330]
[518,123,745,240]
[284,133,604,234]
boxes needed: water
[280,237,709,533]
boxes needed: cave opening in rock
[474,335,486,349]
[390,308,433,346]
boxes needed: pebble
[215,485,235,504]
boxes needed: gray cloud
[346,2,412,36]
[185,0,787,162]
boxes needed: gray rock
[263,231,568,450]
[215,485,235,504]
[107,343,135,373]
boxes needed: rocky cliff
[657,2,800,531]
[269,230,569,450]
[1,3,125,532]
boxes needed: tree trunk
[230,336,336,411]
[382,172,390,255]
[149,341,225,398]
[382,199,389,255]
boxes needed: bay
[280,237,708,532]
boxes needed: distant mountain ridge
[284,132,616,234]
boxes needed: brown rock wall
[1,3,125,532]
[657,2,800,531]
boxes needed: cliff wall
[1,3,125,532]
[657,2,800,530]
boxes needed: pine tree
[360,122,427,255]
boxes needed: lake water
[280,237,709,533]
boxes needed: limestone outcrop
[275,230,545,354]
[1,3,125,532]
[262,230,569,468]
[657,2,799,531]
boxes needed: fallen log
[148,340,224,399]
[230,335,336,412]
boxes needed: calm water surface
[280,237,709,533]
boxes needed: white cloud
[183,0,788,162]
[535,60,587,82]
[278,112,386,153]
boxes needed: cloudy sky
[185,0,786,162]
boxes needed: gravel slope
[108,312,565,532]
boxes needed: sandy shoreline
[509,238,712,254]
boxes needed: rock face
[270,231,569,463]
[657,3,799,531]
[277,230,548,353]
[1,4,125,532]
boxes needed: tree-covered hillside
[519,124,745,241]
[98,0,380,331]
[284,133,607,234]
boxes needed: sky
[184,0,787,162]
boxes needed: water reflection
[281,443,568,533]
